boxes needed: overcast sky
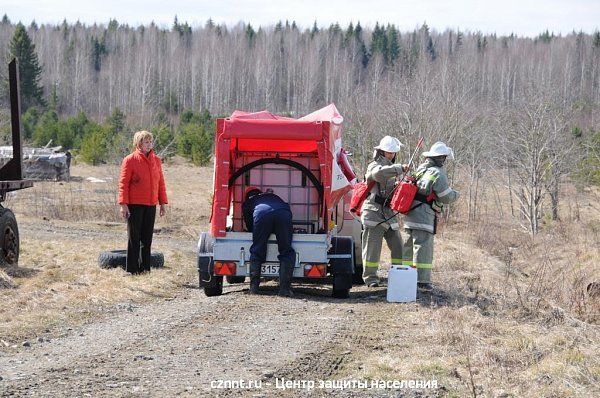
[3,0,599,37]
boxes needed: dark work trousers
[126,204,156,274]
[250,209,295,266]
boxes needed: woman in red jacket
[118,131,168,274]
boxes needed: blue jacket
[242,193,292,232]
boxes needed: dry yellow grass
[341,177,599,396]
[345,223,599,396]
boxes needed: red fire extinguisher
[389,137,425,214]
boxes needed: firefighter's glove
[394,164,409,174]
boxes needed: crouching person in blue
[242,187,296,297]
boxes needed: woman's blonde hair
[133,130,153,150]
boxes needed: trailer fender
[197,232,219,287]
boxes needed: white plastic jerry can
[386,265,417,302]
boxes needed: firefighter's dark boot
[278,261,294,297]
[249,262,261,294]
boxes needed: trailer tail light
[214,261,236,276]
[304,264,327,278]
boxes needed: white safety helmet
[422,141,454,160]
[374,136,404,153]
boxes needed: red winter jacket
[118,149,168,206]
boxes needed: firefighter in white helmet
[361,136,409,287]
[402,141,459,291]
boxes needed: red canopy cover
[210,104,354,237]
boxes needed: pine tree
[21,107,39,140]
[91,36,107,71]
[80,126,109,165]
[245,24,256,46]
[426,36,437,61]
[49,84,58,111]
[354,22,363,40]
[407,30,420,73]
[456,30,463,49]
[9,23,45,110]
[593,31,600,48]
[275,21,283,33]
[477,34,488,53]
[343,22,354,46]
[360,42,369,68]
[537,30,553,44]
[329,23,341,36]
[106,107,125,135]
[108,19,119,31]
[310,21,319,39]
[173,15,191,37]
[370,23,382,55]
[387,25,400,64]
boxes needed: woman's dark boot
[249,262,261,294]
[278,261,294,297]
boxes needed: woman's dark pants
[126,204,156,274]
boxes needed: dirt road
[1,279,444,398]
[0,220,444,397]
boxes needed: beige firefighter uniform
[402,157,459,284]
[360,154,405,286]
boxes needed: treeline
[12,105,215,165]
[1,16,600,233]
[1,16,599,125]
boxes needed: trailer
[0,59,34,266]
[197,104,363,298]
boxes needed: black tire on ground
[98,250,126,269]
[150,252,165,268]
[332,288,350,299]
[0,208,19,267]
[203,275,223,297]
[226,275,246,284]
[332,272,352,299]
[98,250,165,269]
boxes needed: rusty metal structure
[0,59,33,266]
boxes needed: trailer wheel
[332,272,352,299]
[98,250,164,269]
[332,288,350,299]
[0,208,19,267]
[203,275,223,297]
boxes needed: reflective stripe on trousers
[361,224,403,284]
[402,228,434,283]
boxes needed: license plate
[261,264,280,275]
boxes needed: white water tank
[387,265,417,302]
